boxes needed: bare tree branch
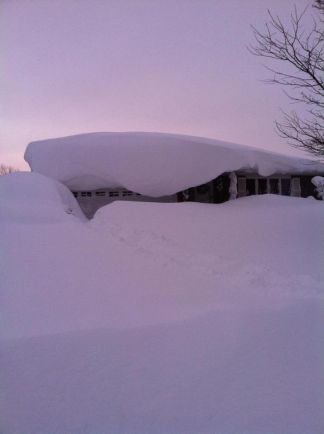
[314,0,324,12]
[250,2,324,159]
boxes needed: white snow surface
[1,173,324,434]
[25,131,324,195]
[0,172,85,223]
[312,175,324,186]
[312,176,324,199]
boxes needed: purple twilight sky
[1,0,312,169]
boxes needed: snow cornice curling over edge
[24,132,324,196]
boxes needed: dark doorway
[258,178,267,194]
[300,176,317,198]
[213,175,230,203]
[246,179,256,196]
[281,179,291,196]
[269,178,279,194]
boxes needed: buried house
[25,132,324,218]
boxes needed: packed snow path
[1,173,323,434]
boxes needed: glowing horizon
[0,0,311,170]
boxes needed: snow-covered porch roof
[24,132,324,197]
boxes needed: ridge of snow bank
[0,172,85,223]
[2,190,324,434]
[24,132,324,196]
[2,194,323,339]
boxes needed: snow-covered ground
[1,173,323,434]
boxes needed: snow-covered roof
[24,132,324,197]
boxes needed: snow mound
[24,132,324,196]
[312,175,324,199]
[0,172,85,223]
[2,193,324,433]
[2,194,323,339]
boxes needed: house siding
[73,172,323,218]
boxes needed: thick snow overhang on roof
[24,132,324,197]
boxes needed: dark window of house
[122,191,133,196]
[213,175,230,203]
[81,192,92,197]
[109,191,119,197]
[258,178,267,194]
[269,178,279,194]
[300,176,316,198]
[95,191,106,197]
[281,179,291,196]
[188,187,195,201]
[246,179,256,196]
[73,192,78,198]
[197,183,210,195]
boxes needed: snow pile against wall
[24,132,324,196]
[312,176,324,199]
[0,172,85,223]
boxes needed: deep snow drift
[0,172,85,223]
[1,173,324,434]
[25,131,324,195]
